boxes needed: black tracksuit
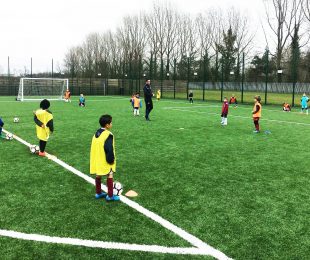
[143,83,153,120]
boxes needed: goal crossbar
[17,78,69,101]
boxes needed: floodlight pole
[30,57,33,92]
[292,45,298,107]
[149,52,153,80]
[220,60,224,102]
[7,56,11,95]
[7,56,10,76]
[139,56,142,94]
[52,58,54,93]
[265,49,269,105]
[30,57,32,78]
[160,58,163,98]
[241,53,245,103]
[187,52,190,100]
[173,59,176,99]
[203,54,206,101]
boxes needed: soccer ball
[113,182,123,196]
[5,133,13,140]
[13,117,19,123]
[29,145,40,154]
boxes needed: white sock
[224,118,228,125]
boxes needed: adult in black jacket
[143,79,153,121]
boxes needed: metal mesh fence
[0,76,309,106]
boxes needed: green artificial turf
[0,96,309,259]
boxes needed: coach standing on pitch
[143,79,154,121]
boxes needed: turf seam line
[2,129,231,260]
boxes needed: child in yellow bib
[34,99,54,156]
[156,89,161,101]
[90,114,119,201]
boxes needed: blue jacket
[301,96,309,107]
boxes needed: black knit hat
[40,99,50,109]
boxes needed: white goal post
[17,78,69,101]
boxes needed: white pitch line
[162,105,219,109]
[166,108,310,127]
[0,229,211,256]
[1,129,231,260]
[162,104,303,114]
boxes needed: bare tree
[264,0,299,81]
[303,0,310,22]
[291,0,308,48]
[208,8,225,81]
[64,46,82,77]
[163,5,179,76]
[144,2,168,79]
[117,14,146,78]
[195,12,213,58]
[144,2,180,80]
[226,8,255,79]
[227,8,255,56]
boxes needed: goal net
[17,78,69,101]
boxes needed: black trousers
[145,99,153,119]
[39,140,47,152]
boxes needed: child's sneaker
[105,195,120,201]
[253,130,260,133]
[38,152,46,156]
[95,192,107,199]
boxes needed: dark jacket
[143,84,153,101]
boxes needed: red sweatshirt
[222,101,229,114]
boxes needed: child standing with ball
[90,114,120,201]
[34,99,54,156]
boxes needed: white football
[13,117,19,123]
[29,145,40,154]
[5,133,13,140]
[113,182,123,196]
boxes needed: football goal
[17,78,69,101]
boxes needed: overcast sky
[0,0,266,75]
